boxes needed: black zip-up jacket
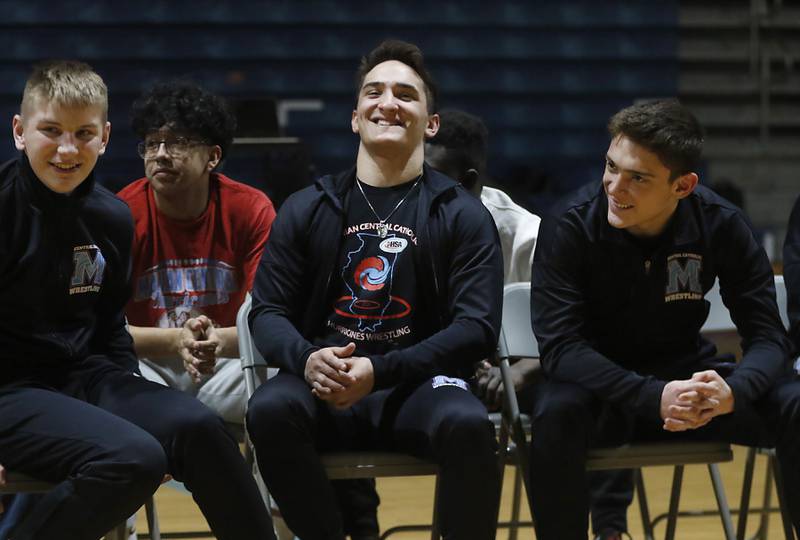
[0,156,137,380]
[249,165,504,390]
[532,182,791,421]
[784,194,800,358]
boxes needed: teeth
[52,163,78,170]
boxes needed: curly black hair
[130,80,237,159]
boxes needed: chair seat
[0,473,53,493]
[321,451,438,480]
[587,442,733,471]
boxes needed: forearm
[214,326,239,358]
[371,317,495,389]
[127,325,182,359]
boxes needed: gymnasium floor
[133,445,786,539]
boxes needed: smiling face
[603,134,698,238]
[351,60,439,154]
[13,98,109,194]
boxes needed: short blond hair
[21,60,108,118]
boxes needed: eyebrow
[605,155,655,178]
[38,119,98,129]
[361,81,420,94]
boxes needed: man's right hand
[660,378,719,432]
[177,316,216,383]
[305,342,357,395]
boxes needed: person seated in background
[424,108,541,404]
[0,60,275,540]
[426,108,632,540]
[245,39,504,540]
[530,98,800,540]
[119,80,276,425]
[784,194,800,366]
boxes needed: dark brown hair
[356,39,438,114]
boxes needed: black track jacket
[532,182,791,421]
[249,165,504,390]
[0,156,136,380]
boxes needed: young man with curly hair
[245,40,504,540]
[0,62,275,540]
[119,80,276,425]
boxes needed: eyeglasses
[136,137,209,158]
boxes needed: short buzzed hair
[427,110,489,174]
[608,99,703,179]
[356,39,438,114]
[22,60,108,119]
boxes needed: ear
[461,168,481,192]
[12,114,25,151]
[673,172,698,200]
[351,109,359,134]
[98,121,111,156]
[424,113,440,139]
[207,145,222,171]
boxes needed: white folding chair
[498,282,736,540]
[236,294,442,540]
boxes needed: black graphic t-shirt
[316,178,420,356]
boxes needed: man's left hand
[314,356,374,409]
[685,369,735,416]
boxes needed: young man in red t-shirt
[118,81,275,423]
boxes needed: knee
[246,377,313,447]
[436,409,496,458]
[173,405,229,447]
[83,430,166,496]
[532,383,594,431]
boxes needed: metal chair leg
[769,453,795,540]
[105,523,128,540]
[508,466,523,540]
[708,463,736,540]
[664,465,684,540]
[430,473,441,540]
[635,468,655,540]
[145,495,161,540]
[738,447,757,540]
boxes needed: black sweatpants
[247,372,499,540]
[0,356,275,540]
[529,374,800,540]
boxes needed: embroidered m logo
[70,244,105,294]
[664,253,703,302]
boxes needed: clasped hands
[178,315,222,383]
[660,370,734,432]
[304,342,374,409]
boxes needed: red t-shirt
[118,173,275,329]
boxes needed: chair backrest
[498,282,539,359]
[236,293,277,399]
[236,293,267,369]
[702,275,789,334]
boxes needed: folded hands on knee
[305,342,375,409]
[660,370,735,432]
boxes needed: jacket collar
[315,163,458,213]
[18,153,95,212]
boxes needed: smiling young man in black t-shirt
[245,40,504,540]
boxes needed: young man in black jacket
[0,61,275,540]
[246,40,504,540]
[530,99,800,539]
[784,195,800,364]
